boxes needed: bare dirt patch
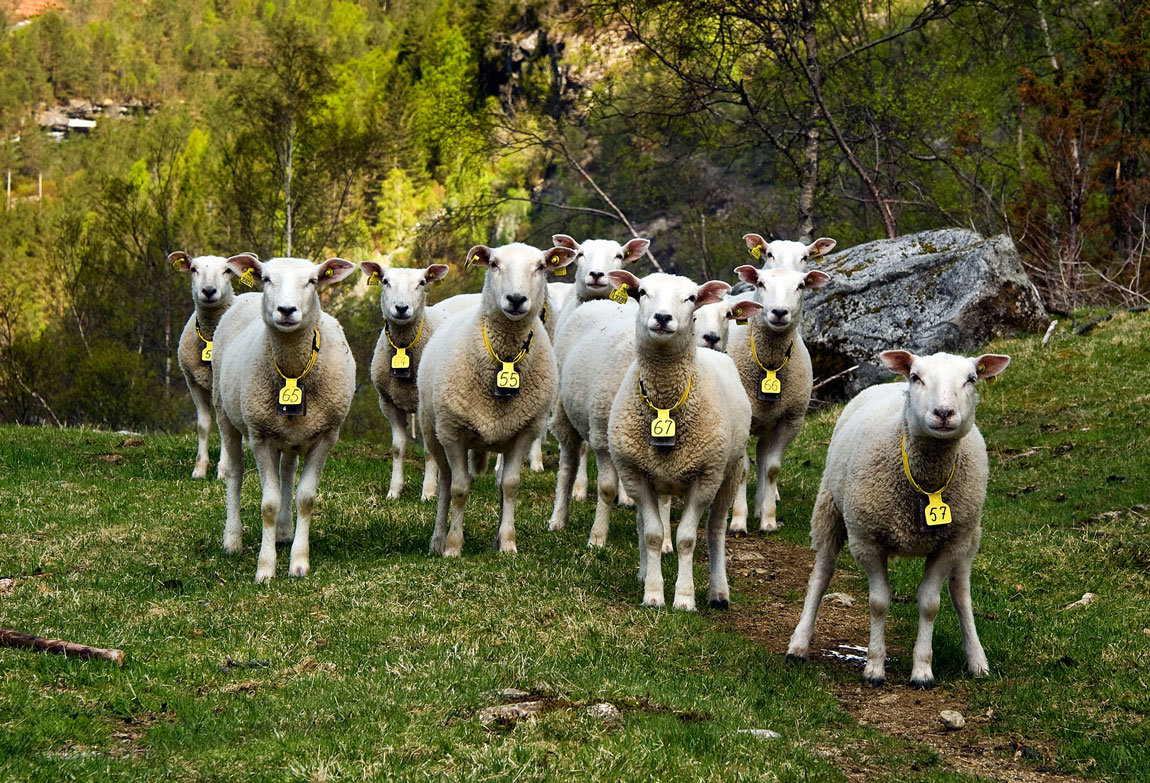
[472,687,710,730]
[718,534,1086,783]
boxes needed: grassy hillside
[0,313,1147,781]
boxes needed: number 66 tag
[650,408,677,448]
[923,492,951,527]
[758,370,781,402]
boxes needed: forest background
[0,0,1146,435]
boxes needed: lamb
[606,271,754,610]
[693,294,757,352]
[418,242,576,556]
[742,233,837,270]
[212,255,358,583]
[171,251,252,479]
[362,262,450,500]
[725,265,831,534]
[786,350,1010,688]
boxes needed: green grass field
[1,313,1147,782]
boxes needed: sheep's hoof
[288,560,310,578]
[192,466,208,480]
[910,678,934,691]
[442,547,462,558]
[223,536,242,555]
[642,593,665,608]
[548,518,566,532]
[572,485,588,503]
[673,596,696,612]
[496,541,518,555]
[863,675,886,688]
[386,488,401,500]
[254,568,274,584]
[529,459,545,473]
[785,653,806,664]
[729,528,748,539]
[758,521,780,535]
[709,598,729,611]
[969,664,990,678]
[587,535,607,548]
[661,540,674,554]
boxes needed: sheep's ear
[543,246,577,270]
[973,354,1010,380]
[318,257,356,286]
[169,251,192,272]
[881,350,916,377]
[695,280,731,309]
[808,237,836,258]
[361,261,384,286]
[735,265,761,285]
[552,234,580,251]
[801,270,830,290]
[226,254,261,282]
[607,270,641,298]
[621,237,650,264]
[726,300,763,321]
[743,233,769,261]
[424,263,449,283]
[465,245,492,268]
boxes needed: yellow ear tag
[392,347,410,370]
[609,284,629,304]
[279,377,302,406]
[368,271,381,286]
[325,268,333,278]
[761,370,781,395]
[554,258,567,276]
[751,245,762,260]
[924,492,951,526]
[201,341,213,362]
[735,307,748,326]
[172,257,182,270]
[497,361,520,389]
[240,268,255,287]
[651,408,675,439]
[466,254,479,269]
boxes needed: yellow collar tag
[901,433,957,528]
[761,369,781,395]
[279,377,302,406]
[497,361,520,389]
[201,341,213,362]
[368,271,381,286]
[609,284,629,304]
[391,347,410,370]
[651,408,675,438]
[240,268,255,287]
[750,245,762,260]
[924,492,951,526]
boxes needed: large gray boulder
[804,229,1048,397]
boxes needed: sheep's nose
[654,312,673,327]
[394,304,410,316]
[505,293,528,310]
[703,332,720,347]
[201,286,217,299]
[771,308,789,319]
[277,305,297,318]
[588,271,605,282]
[933,407,956,422]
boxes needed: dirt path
[720,534,1086,783]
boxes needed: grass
[1,311,1147,781]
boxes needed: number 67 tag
[650,408,677,448]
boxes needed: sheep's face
[735,266,830,333]
[468,243,576,322]
[743,234,837,271]
[361,263,448,326]
[692,296,763,351]
[607,271,729,348]
[226,255,357,334]
[170,252,236,310]
[882,351,1011,440]
[553,235,650,302]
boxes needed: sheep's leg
[616,455,634,507]
[755,419,803,533]
[547,403,581,532]
[251,439,283,584]
[469,449,489,477]
[950,553,989,678]
[853,545,891,685]
[427,436,451,554]
[572,442,590,502]
[729,454,750,536]
[379,398,408,499]
[631,479,665,606]
[705,469,740,609]
[288,434,336,579]
[587,446,617,547]
[494,432,532,554]
[219,414,245,554]
[420,454,438,502]
[443,439,473,557]
[787,489,846,660]
[659,495,673,553]
[528,436,544,472]
[672,484,709,611]
[276,452,297,544]
[188,381,213,479]
[908,553,953,688]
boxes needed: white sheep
[742,233,837,270]
[606,271,753,611]
[171,251,251,479]
[786,350,1010,688]
[418,242,576,556]
[692,293,758,353]
[362,262,450,500]
[726,265,831,534]
[212,255,358,583]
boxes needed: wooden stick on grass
[0,628,126,666]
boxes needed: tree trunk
[798,0,822,243]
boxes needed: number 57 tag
[924,492,951,526]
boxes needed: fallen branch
[0,628,125,666]
[812,365,859,392]
[1041,319,1059,347]
[1074,305,1149,336]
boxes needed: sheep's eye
[686,294,696,303]
[910,373,922,385]
[766,252,774,259]
[418,279,426,287]
[615,254,623,260]
[966,375,977,385]
[308,279,317,286]
[382,279,390,287]
[224,268,234,276]
[637,288,647,298]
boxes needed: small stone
[1142,628,1149,636]
[939,710,966,730]
[0,578,14,595]
[1062,592,1098,610]
[478,701,544,727]
[878,694,899,705]
[822,592,855,608]
[493,688,531,699]
[586,702,622,722]
[737,729,781,739]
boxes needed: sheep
[786,350,1011,688]
[725,266,831,534]
[171,251,251,479]
[362,262,450,501]
[212,255,358,583]
[742,233,837,271]
[606,271,754,611]
[418,242,576,557]
[692,294,758,353]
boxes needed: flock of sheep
[170,231,1010,688]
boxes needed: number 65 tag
[277,377,306,417]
